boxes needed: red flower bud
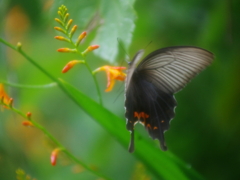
[51,148,60,166]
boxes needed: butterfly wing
[137,46,214,93]
[125,50,145,90]
[125,46,214,152]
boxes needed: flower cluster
[54,5,99,73]
[54,5,127,93]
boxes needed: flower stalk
[54,5,102,105]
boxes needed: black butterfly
[125,46,214,153]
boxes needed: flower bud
[54,36,70,42]
[54,27,66,34]
[16,42,22,50]
[62,60,84,73]
[54,18,64,26]
[66,19,73,30]
[69,25,77,37]
[64,13,69,23]
[51,148,61,166]
[76,31,87,46]
[57,48,77,53]
[26,112,32,119]
[57,11,61,16]
[81,45,99,56]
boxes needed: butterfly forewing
[137,46,214,93]
[125,46,214,152]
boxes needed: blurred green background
[0,0,240,179]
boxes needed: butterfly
[125,46,214,153]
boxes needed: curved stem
[1,81,57,89]
[74,50,103,106]
[84,62,103,105]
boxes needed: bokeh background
[0,0,240,180]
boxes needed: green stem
[57,7,103,105]
[1,81,57,89]
[84,62,103,105]
[0,37,110,180]
[63,22,103,106]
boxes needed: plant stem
[82,59,103,105]
[1,81,57,89]
[67,36,103,106]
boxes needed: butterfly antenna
[144,41,152,51]
[112,84,124,103]
[117,38,130,64]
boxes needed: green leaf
[59,79,204,180]
[93,0,137,62]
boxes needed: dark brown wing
[126,71,177,152]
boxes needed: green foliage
[0,0,240,180]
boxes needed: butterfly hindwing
[126,70,177,152]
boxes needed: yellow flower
[93,66,126,92]
[0,83,12,108]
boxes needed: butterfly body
[125,46,214,153]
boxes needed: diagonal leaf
[59,79,204,180]
[93,0,136,62]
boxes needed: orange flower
[93,66,126,92]
[0,83,12,108]
[62,60,84,73]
